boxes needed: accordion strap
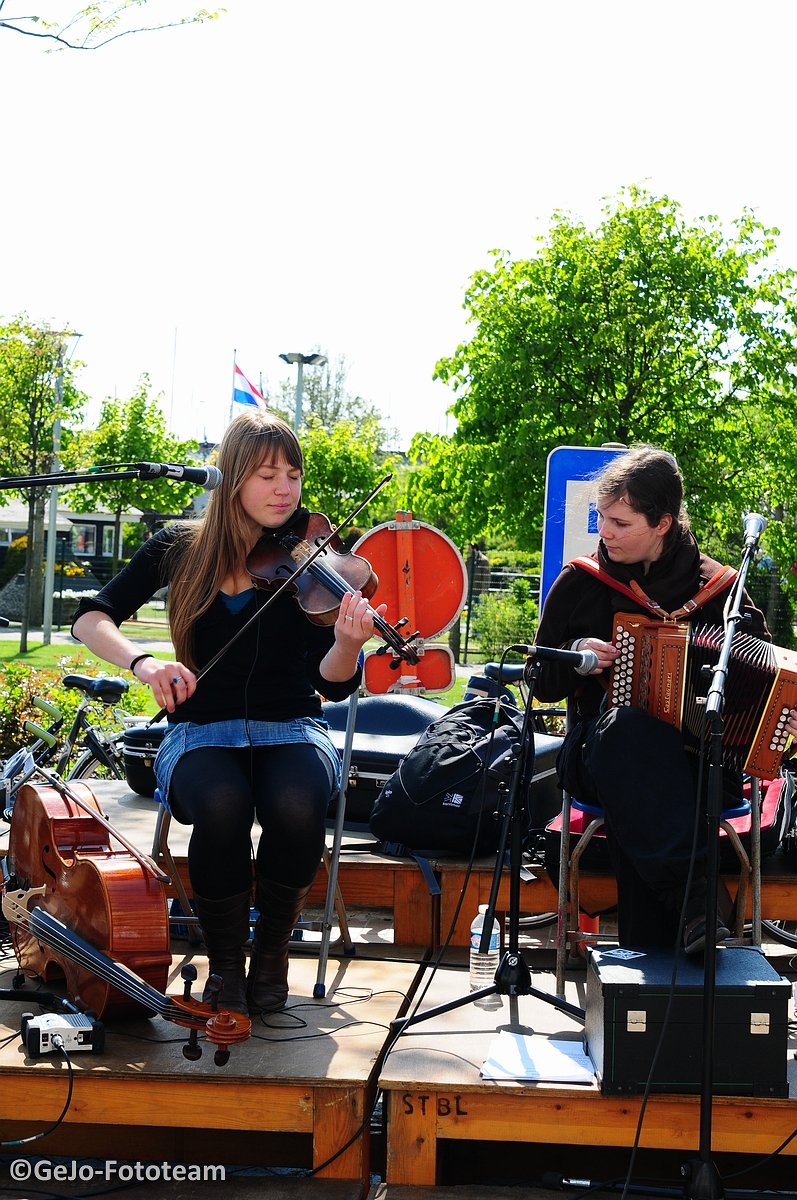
[571,556,737,621]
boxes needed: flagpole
[229,348,237,425]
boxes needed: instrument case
[585,946,790,1097]
[123,724,166,797]
[322,695,563,830]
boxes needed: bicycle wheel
[762,919,797,949]
[68,732,126,781]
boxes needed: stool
[555,789,757,996]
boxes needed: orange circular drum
[353,514,467,640]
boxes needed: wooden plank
[0,954,419,1183]
[378,960,797,1186]
[384,1088,439,1186]
[3,1074,314,1132]
[313,1084,370,1181]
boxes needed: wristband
[129,653,153,673]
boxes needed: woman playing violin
[72,409,384,1017]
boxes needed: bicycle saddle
[62,674,129,703]
[484,661,526,685]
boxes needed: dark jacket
[534,531,768,720]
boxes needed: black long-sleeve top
[70,521,360,725]
[534,531,768,721]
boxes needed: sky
[1,0,796,452]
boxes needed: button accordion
[608,613,797,779]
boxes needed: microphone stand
[0,465,172,489]
[392,650,585,1036]
[682,523,763,1200]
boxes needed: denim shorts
[153,716,340,811]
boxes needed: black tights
[168,743,331,900]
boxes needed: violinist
[72,409,384,1016]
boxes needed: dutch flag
[232,362,267,409]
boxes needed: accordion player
[608,613,797,780]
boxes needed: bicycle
[1,674,144,822]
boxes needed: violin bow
[147,472,401,725]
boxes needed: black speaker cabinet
[585,946,791,1097]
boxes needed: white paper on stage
[480,1030,595,1084]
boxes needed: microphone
[135,462,223,488]
[743,512,767,548]
[510,643,600,676]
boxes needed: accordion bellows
[609,613,797,779]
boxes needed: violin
[3,780,250,1064]
[246,510,420,666]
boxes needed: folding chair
[151,784,354,965]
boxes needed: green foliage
[410,186,797,597]
[0,317,86,485]
[0,658,149,760]
[300,416,400,527]
[0,2,222,51]
[469,578,539,662]
[62,379,199,571]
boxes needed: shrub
[470,578,539,662]
[0,657,149,761]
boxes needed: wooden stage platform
[1,780,796,1198]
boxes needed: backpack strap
[571,556,738,621]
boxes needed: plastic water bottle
[469,904,500,991]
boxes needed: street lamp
[278,352,328,433]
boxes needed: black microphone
[743,512,767,548]
[135,462,223,488]
[510,643,600,676]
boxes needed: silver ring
[345,616,354,622]
[171,675,181,684]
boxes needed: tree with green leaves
[63,379,200,573]
[0,317,86,648]
[269,354,404,532]
[412,187,797,591]
[299,415,400,535]
[0,0,221,50]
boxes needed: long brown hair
[167,409,303,667]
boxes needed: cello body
[6,780,171,1018]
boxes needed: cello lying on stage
[2,778,251,1064]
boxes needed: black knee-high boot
[193,891,251,1015]
[246,879,313,1014]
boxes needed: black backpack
[369,698,525,857]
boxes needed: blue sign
[539,445,626,608]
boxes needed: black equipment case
[123,723,167,797]
[585,946,791,1097]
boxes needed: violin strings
[284,534,412,657]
